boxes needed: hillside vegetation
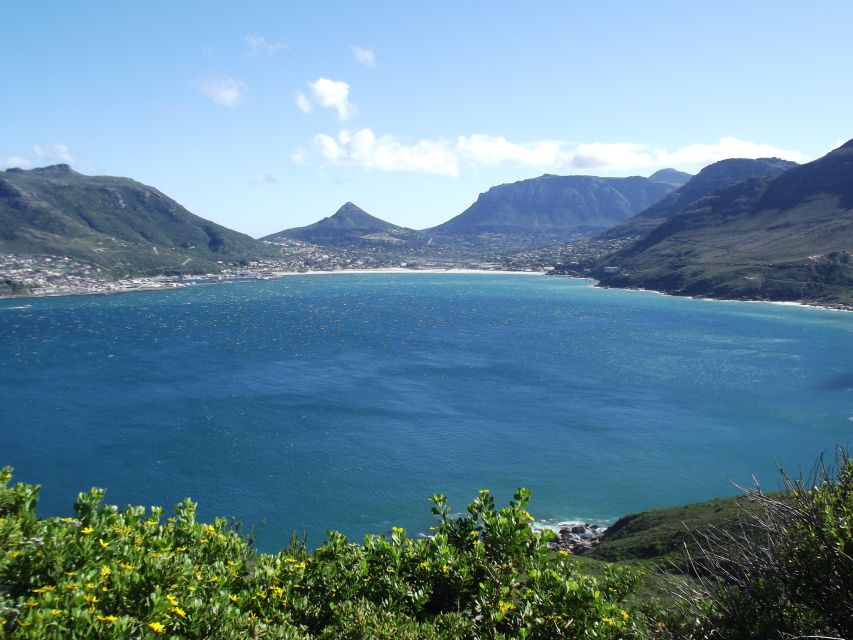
[2,453,851,639]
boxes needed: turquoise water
[1,274,851,550]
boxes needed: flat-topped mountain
[0,164,266,275]
[264,202,415,246]
[595,140,853,307]
[603,157,798,239]
[428,174,678,242]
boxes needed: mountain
[427,174,678,243]
[603,158,798,239]
[594,140,853,307]
[264,202,415,247]
[0,164,267,275]
[648,168,692,188]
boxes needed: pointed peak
[334,201,368,216]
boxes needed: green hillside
[595,140,853,308]
[0,165,272,276]
[602,158,797,240]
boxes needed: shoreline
[2,266,850,313]
[0,268,548,302]
[590,281,853,313]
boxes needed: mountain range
[3,140,852,309]
[592,140,853,307]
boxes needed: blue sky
[2,1,851,236]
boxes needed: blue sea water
[1,273,851,551]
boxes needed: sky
[2,1,852,237]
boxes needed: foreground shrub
[669,450,853,639]
[0,469,646,638]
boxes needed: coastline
[3,265,850,313]
[0,267,548,302]
[569,277,853,313]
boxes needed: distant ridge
[264,202,415,247]
[603,157,798,239]
[428,173,678,242]
[648,168,692,188]
[594,140,853,307]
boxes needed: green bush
[0,469,647,639]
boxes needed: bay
[1,273,851,551]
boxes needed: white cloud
[198,76,246,107]
[291,148,308,165]
[294,132,805,177]
[352,45,375,67]
[245,35,288,57]
[304,78,357,120]
[295,92,312,113]
[0,155,33,170]
[457,134,566,168]
[660,137,804,167]
[34,144,73,164]
[312,128,458,176]
[250,172,276,185]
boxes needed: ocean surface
[2,273,851,551]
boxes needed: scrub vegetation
[1,452,850,639]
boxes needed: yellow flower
[498,600,516,613]
[270,586,284,598]
[171,606,187,619]
[620,609,629,620]
[65,571,78,577]
[442,564,449,574]
[473,539,481,546]
[50,609,62,617]
[59,517,74,523]
[165,594,179,607]
[32,585,55,593]
[119,562,135,572]
[8,550,21,558]
[391,526,404,536]
[100,565,111,579]
[98,538,109,549]
[229,594,239,604]
[558,549,570,557]
[148,621,165,633]
[602,617,616,627]
[97,614,118,623]
[468,530,479,538]
[256,590,267,600]
[26,599,38,607]
[479,489,489,494]
[81,527,95,535]
[418,561,429,570]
